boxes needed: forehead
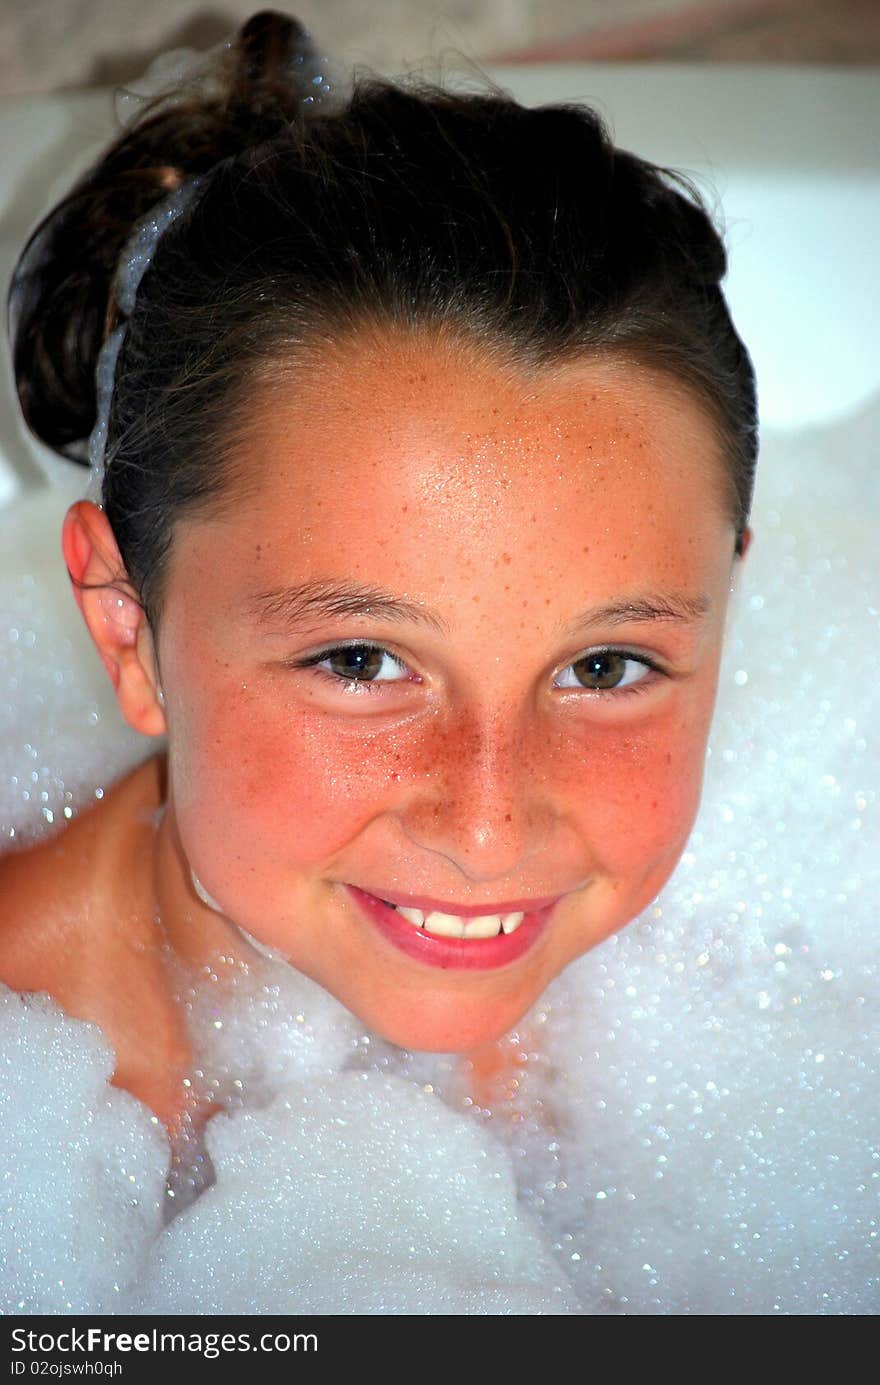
[231,327,731,553]
[235,325,731,529]
[162,327,738,650]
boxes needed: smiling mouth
[378,901,525,939]
[346,884,563,971]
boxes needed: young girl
[3,10,756,1157]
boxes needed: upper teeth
[389,905,526,939]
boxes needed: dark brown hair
[9,9,758,636]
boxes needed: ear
[62,500,167,738]
[729,524,753,588]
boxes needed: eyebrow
[248,580,450,634]
[246,579,712,638]
[562,591,712,637]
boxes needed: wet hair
[9,9,758,638]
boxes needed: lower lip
[345,885,560,971]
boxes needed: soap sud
[131,1069,577,1315]
[1,973,577,1315]
[1,396,878,1315]
[0,988,167,1314]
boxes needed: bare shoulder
[0,750,194,1125]
[0,752,167,979]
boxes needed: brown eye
[554,648,658,694]
[572,650,629,689]
[325,645,388,680]
[296,643,411,685]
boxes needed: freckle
[582,546,590,554]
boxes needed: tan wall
[1,0,876,99]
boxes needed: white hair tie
[86,175,208,502]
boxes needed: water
[1,396,878,1314]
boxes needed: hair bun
[234,10,326,108]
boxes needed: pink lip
[345,884,562,971]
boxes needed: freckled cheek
[168,680,418,865]
[553,712,711,875]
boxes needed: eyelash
[289,641,667,700]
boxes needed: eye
[293,642,411,687]
[554,648,662,696]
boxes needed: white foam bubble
[0,987,168,1314]
[1,395,877,1314]
[124,1070,578,1315]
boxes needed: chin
[350,991,536,1055]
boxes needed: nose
[396,702,556,884]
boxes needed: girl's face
[155,329,745,1051]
